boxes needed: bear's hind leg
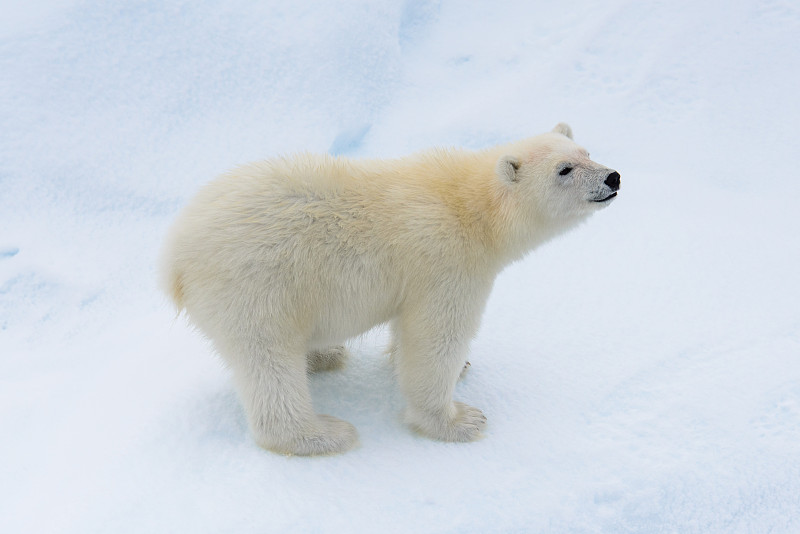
[307,345,350,373]
[228,340,358,455]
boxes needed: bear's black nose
[604,171,620,191]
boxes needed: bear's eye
[559,167,573,176]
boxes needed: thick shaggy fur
[160,124,619,455]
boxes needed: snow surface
[2,1,799,532]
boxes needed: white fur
[160,124,619,455]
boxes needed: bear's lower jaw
[593,192,618,203]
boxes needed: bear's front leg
[393,310,487,442]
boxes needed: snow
[2,0,799,532]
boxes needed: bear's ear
[552,122,573,139]
[496,155,521,183]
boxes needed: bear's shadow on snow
[180,387,249,447]
[309,348,404,430]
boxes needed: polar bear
[160,123,620,455]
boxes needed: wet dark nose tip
[605,171,621,191]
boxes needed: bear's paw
[407,402,487,442]
[261,415,359,456]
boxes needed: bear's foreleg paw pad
[307,346,350,373]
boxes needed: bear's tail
[165,269,186,312]
[159,245,186,313]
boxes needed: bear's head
[496,123,620,225]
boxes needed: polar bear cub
[160,124,620,455]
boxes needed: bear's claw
[459,361,471,379]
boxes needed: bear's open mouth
[593,192,617,202]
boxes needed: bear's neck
[418,148,568,270]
